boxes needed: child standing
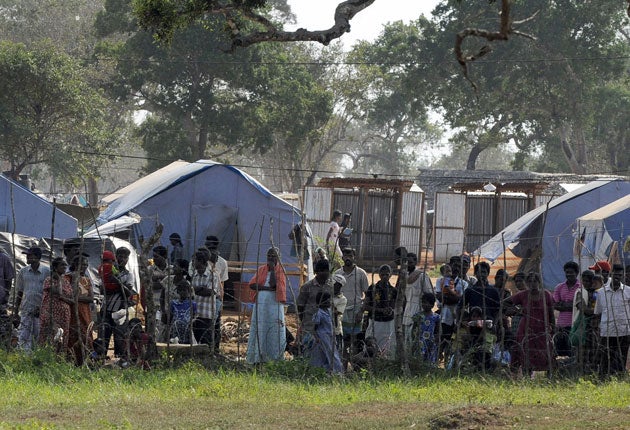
[310,292,344,373]
[413,292,440,364]
[169,280,197,344]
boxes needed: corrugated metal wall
[464,195,530,252]
[305,186,425,264]
[400,191,424,257]
[303,187,332,247]
[362,190,396,261]
[433,192,466,262]
[332,190,361,250]
[464,196,494,252]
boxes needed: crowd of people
[0,223,629,379]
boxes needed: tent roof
[576,194,630,222]
[101,160,189,204]
[1,174,78,239]
[98,160,274,223]
[477,179,624,260]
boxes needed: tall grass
[1,349,628,411]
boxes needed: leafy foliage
[0,41,124,185]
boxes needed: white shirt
[402,270,434,326]
[594,283,630,337]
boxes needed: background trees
[0,41,122,187]
[0,0,627,194]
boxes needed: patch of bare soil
[428,406,506,430]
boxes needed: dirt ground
[218,309,299,359]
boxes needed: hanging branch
[455,0,538,89]
[135,0,375,52]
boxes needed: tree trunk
[558,124,586,174]
[197,124,208,160]
[466,143,486,170]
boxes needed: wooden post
[394,246,409,375]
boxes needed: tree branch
[455,1,538,89]
[136,0,375,51]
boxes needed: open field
[1,351,629,429]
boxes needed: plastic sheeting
[97,160,306,302]
[574,194,630,268]
[0,174,77,239]
[0,232,141,297]
[475,179,630,289]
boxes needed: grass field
[1,350,629,429]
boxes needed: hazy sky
[286,0,440,48]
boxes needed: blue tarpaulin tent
[476,179,630,289]
[0,174,78,239]
[97,160,307,302]
[574,194,630,269]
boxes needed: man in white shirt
[594,264,630,375]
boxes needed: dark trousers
[440,323,455,358]
[94,311,128,358]
[600,336,630,375]
[555,326,572,357]
[193,317,214,347]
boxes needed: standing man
[594,264,630,375]
[363,264,397,358]
[402,253,434,351]
[297,259,333,351]
[457,261,501,370]
[438,256,468,359]
[204,235,229,353]
[553,261,582,358]
[333,248,369,361]
[0,249,14,315]
[94,247,136,362]
[191,251,219,347]
[15,247,49,352]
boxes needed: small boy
[413,292,440,364]
[331,274,347,355]
[169,280,197,344]
[310,292,344,373]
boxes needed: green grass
[1,350,629,429]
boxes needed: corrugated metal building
[303,178,425,267]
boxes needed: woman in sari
[40,257,74,353]
[246,247,287,364]
[504,272,555,375]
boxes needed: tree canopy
[0,41,121,184]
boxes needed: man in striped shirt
[191,251,219,348]
[15,247,49,352]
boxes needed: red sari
[511,289,555,371]
[67,274,94,364]
[39,275,73,352]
